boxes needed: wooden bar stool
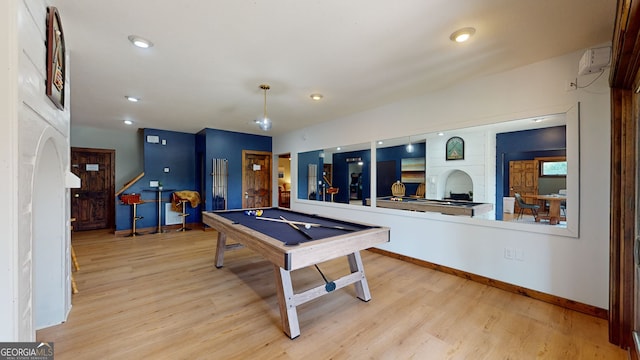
[127,201,145,236]
[177,200,191,231]
[171,191,201,232]
[121,194,145,237]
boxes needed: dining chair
[514,193,540,220]
[558,189,567,216]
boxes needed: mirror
[295,105,579,237]
[373,109,577,234]
[297,143,370,206]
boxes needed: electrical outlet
[565,79,577,91]
[515,248,524,261]
[504,247,514,259]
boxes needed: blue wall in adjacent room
[197,128,272,211]
[495,126,566,218]
[297,150,324,200]
[332,149,371,205]
[376,143,426,196]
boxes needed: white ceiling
[53,0,615,136]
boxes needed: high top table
[143,188,174,233]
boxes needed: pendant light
[406,136,414,153]
[256,84,272,131]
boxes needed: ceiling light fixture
[406,143,414,153]
[255,84,272,131]
[128,35,153,49]
[125,96,139,102]
[123,120,133,125]
[310,93,323,101]
[406,136,414,153]
[449,27,476,43]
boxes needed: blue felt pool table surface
[212,208,374,244]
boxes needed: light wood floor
[37,229,628,359]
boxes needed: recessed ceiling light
[438,132,444,136]
[449,27,476,43]
[123,120,133,125]
[310,93,323,101]
[336,147,341,151]
[378,141,383,145]
[125,96,139,102]
[128,35,153,49]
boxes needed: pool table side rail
[285,228,389,270]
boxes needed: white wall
[0,0,20,342]
[0,0,72,340]
[70,126,144,190]
[273,48,611,309]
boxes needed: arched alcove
[33,138,66,329]
[444,169,473,200]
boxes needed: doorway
[277,153,291,208]
[33,138,66,328]
[70,147,115,230]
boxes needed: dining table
[523,194,567,225]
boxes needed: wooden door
[71,147,115,230]
[377,160,396,197]
[509,160,538,212]
[242,150,272,208]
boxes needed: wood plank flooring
[37,229,628,359]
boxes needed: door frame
[609,0,640,353]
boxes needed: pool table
[367,196,493,216]
[202,207,390,339]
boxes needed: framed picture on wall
[401,157,426,183]
[46,6,66,110]
[446,136,464,161]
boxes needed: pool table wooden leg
[347,251,371,301]
[274,265,300,339]
[215,232,227,268]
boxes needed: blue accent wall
[116,127,271,231]
[495,126,566,218]
[198,128,271,211]
[116,129,197,231]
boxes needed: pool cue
[280,216,313,240]
[255,216,356,231]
